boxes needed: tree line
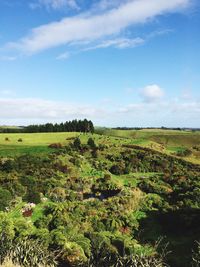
[0,119,94,133]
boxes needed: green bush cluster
[0,136,199,266]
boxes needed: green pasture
[0,132,79,145]
[0,132,79,156]
[95,128,200,163]
[95,128,200,143]
[0,129,200,164]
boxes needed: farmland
[1,128,200,163]
[0,128,199,267]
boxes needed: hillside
[0,130,199,267]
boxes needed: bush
[110,161,126,175]
[48,143,63,149]
[0,188,12,211]
[87,138,96,149]
[192,241,200,267]
[175,148,192,157]
[73,137,81,150]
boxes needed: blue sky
[0,0,199,127]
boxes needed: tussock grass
[0,258,20,267]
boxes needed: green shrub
[0,188,12,211]
[192,241,200,267]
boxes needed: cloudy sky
[0,0,199,127]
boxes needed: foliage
[0,188,12,211]
[24,119,94,133]
[0,235,57,267]
[0,129,199,266]
[192,241,200,267]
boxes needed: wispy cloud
[0,55,17,61]
[56,37,145,60]
[29,0,79,11]
[7,0,191,54]
[118,98,200,127]
[82,37,145,51]
[0,98,105,122]
[56,51,70,60]
[91,0,128,12]
[0,94,199,127]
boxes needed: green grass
[95,128,198,139]
[0,130,200,164]
[112,172,159,187]
[95,128,200,164]
[0,145,54,156]
[8,202,25,219]
[0,132,79,156]
[0,132,78,146]
[167,146,186,153]
[7,201,51,224]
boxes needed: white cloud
[56,51,70,60]
[83,37,145,51]
[141,84,165,102]
[118,100,200,126]
[0,98,105,121]
[30,0,79,10]
[8,0,191,54]
[0,95,199,127]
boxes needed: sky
[0,0,200,127]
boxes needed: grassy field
[0,132,79,145]
[0,129,200,164]
[0,132,80,156]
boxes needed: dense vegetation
[0,130,199,267]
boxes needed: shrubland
[0,131,199,267]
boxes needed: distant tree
[24,119,94,133]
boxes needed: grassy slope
[1,130,199,267]
[95,128,200,164]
